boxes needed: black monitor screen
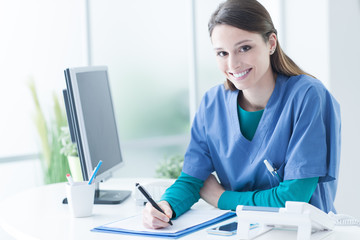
[64,66,131,204]
[75,70,122,180]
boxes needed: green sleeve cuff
[160,172,204,218]
[218,177,319,210]
[218,191,255,211]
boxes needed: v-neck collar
[227,74,283,162]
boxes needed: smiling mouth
[231,69,251,79]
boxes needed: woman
[143,0,340,229]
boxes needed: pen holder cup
[65,182,95,218]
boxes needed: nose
[227,54,240,71]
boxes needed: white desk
[0,178,359,240]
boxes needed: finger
[142,203,171,229]
[143,210,170,229]
[164,208,173,219]
[147,201,173,221]
[158,201,173,219]
[148,204,171,223]
[143,214,170,229]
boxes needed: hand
[200,174,225,208]
[142,201,173,229]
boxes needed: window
[0,0,85,159]
[0,0,282,178]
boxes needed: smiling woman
[0,1,359,239]
[142,0,341,230]
[208,0,312,93]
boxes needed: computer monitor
[63,65,131,204]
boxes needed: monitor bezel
[65,65,124,183]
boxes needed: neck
[239,72,276,111]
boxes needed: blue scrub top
[182,74,341,213]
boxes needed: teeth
[233,70,249,78]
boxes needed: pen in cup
[66,173,74,185]
[88,160,103,185]
[263,159,282,182]
[136,183,173,226]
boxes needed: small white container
[65,181,95,218]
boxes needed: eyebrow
[213,39,252,51]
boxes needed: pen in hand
[136,183,173,226]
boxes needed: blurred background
[0,0,359,238]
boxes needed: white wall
[284,0,360,218]
[0,1,86,237]
[0,0,86,158]
[0,3,86,238]
[329,0,360,218]
[282,0,330,87]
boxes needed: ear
[268,33,277,54]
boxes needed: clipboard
[92,209,236,238]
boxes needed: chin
[233,83,248,91]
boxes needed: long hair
[208,0,314,90]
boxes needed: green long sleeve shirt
[161,172,318,218]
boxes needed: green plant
[59,127,78,157]
[29,80,71,184]
[156,154,184,179]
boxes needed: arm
[200,174,319,210]
[160,172,204,218]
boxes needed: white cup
[66,181,95,217]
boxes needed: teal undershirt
[160,104,319,218]
[238,104,264,141]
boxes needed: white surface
[0,178,360,240]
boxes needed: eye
[240,45,252,52]
[216,51,228,57]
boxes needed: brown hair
[208,0,314,90]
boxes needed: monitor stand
[93,189,131,204]
[62,182,131,205]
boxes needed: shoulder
[200,83,236,108]
[194,84,237,124]
[283,74,326,94]
[280,74,333,103]
[279,74,339,114]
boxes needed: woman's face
[211,24,276,91]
